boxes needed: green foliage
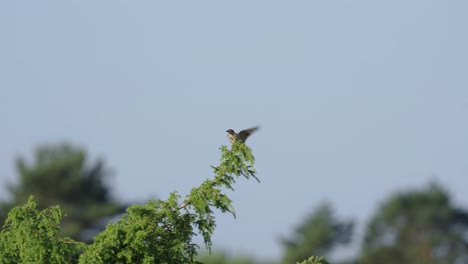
[296,256,329,264]
[196,251,257,264]
[0,197,84,264]
[360,181,468,264]
[0,141,328,264]
[79,142,261,263]
[0,143,124,240]
[281,202,353,264]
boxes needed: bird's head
[226,129,235,135]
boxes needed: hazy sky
[1,1,468,259]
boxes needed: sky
[1,0,468,260]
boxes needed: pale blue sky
[1,1,468,260]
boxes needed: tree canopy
[0,143,124,241]
[0,141,327,263]
[360,182,468,264]
[280,202,353,264]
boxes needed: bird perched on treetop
[226,126,259,144]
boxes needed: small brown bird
[226,126,259,144]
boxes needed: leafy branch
[78,142,259,263]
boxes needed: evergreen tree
[360,182,468,264]
[0,143,124,241]
[280,202,353,263]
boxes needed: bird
[226,126,259,144]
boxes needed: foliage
[78,142,259,263]
[0,143,124,240]
[0,197,84,264]
[360,181,468,264]
[196,251,257,264]
[296,256,329,264]
[0,141,327,264]
[280,202,353,264]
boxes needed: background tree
[360,182,468,264]
[280,202,354,264]
[196,251,257,264]
[0,143,125,241]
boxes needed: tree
[0,143,124,241]
[196,251,257,264]
[360,182,468,264]
[0,197,84,264]
[280,202,354,264]
[77,142,260,263]
[0,142,328,263]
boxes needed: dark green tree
[0,143,124,241]
[360,182,468,264]
[280,202,353,264]
[196,251,257,264]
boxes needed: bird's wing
[237,126,259,142]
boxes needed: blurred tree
[360,182,468,264]
[0,143,124,241]
[280,202,354,264]
[196,251,258,264]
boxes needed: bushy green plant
[0,142,327,264]
[297,256,329,264]
[0,197,84,264]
